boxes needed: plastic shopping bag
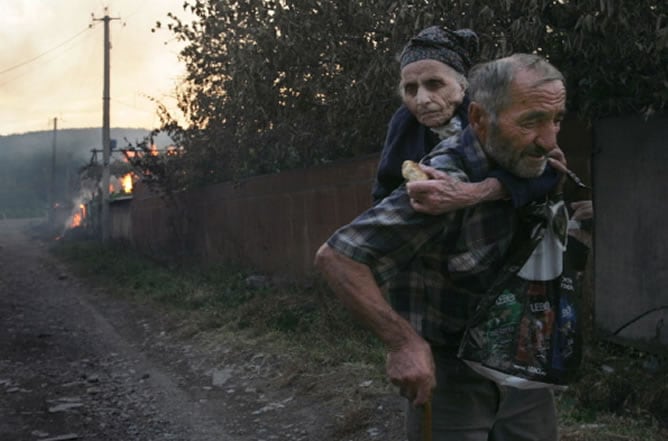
[458,199,585,389]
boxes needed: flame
[122,149,137,162]
[70,212,83,228]
[121,173,133,193]
[107,173,134,194]
[69,204,86,228]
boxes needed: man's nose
[536,123,559,151]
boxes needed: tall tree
[144,0,666,190]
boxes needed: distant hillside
[0,127,174,162]
[0,127,173,218]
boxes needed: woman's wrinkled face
[400,59,466,128]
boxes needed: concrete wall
[593,115,668,349]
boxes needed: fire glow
[109,172,135,195]
[70,204,86,228]
[121,173,133,193]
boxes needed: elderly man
[315,54,568,441]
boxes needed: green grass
[50,240,384,367]
[50,240,667,440]
[556,341,668,440]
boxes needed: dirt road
[0,219,404,441]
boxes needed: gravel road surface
[0,218,404,441]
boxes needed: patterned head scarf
[399,26,479,74]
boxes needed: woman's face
[400,59,466,128]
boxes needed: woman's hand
[407,165,506,215]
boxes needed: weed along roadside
[50,240,668,441]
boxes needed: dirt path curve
[0,218,247,441]
[0,219,404,441]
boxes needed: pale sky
[0,0,194,136]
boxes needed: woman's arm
[408,148,568,214]
[406,169,507,214]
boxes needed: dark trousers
[405,348,558,441]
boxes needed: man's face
[400,60,465,128]
[480,71,566,178]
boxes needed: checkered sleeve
[327,183,459,286]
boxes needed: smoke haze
[1,0,192,136]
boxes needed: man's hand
[314,244,435,405]
[568,200,594,247]
[571,200,593,221]
[406,165,506,214]
[386,335,436,407]
[546,146,568,174]
[547,146,568,194]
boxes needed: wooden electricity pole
[93,9,119,242]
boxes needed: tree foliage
[143,0,667,190]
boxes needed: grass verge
[51,240,667,440]
[50,240,384,368]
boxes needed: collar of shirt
[423,126,491,184]
[429,115,463,141]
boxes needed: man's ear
[468,102,488,143]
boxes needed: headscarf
[399,26,479,74]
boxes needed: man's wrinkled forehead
[504,69,566,107]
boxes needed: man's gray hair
[468,53,565,119]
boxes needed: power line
[124,4,145,22]
[111,97,154,114]
[0,28,98,88]
[0,26,95,75]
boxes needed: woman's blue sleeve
[488,165,561,207]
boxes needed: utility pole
[93,9,119,243]
[48,117,57,229]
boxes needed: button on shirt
[326,127,518,348]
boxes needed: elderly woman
[373,26,564,212]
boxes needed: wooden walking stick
[422,397,432,441]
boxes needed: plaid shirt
[327,127,518,348]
